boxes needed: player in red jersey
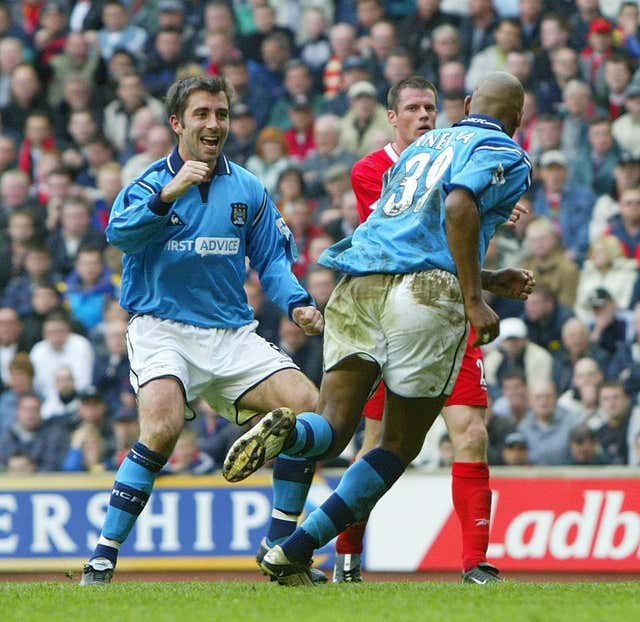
[332,76,534,584]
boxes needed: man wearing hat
[587,287,628,354]
[225,101,257,166]
[284,94,316,161]
[532,147,595,263]
[501,431,530,466]
[338,80,393,158]
[325,55,373,117]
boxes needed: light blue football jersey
[320,115,532,275]
[107,149,312,329]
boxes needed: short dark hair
[387,75,437,112]
[166,75,234,124]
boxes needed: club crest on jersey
[168,212,185,226]
[230,202,248,226]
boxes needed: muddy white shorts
[323,270,468,398]
[126,315,299,424]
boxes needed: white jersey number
[382,147,454,217]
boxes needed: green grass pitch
[2,581,639,622]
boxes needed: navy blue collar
[453,114,508,135]
[166,147,232,177]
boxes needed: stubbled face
[389,87,437,148]
[171,90,230,166]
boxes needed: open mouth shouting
[200,135,221,152]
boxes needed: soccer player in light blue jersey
[223,72,534,585]
[80,75,333,585]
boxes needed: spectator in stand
[63,245,117,331]
[324,189,360,243]
[305,265,337,314]
[245,126,291,196]
[238,2,295,65]
[48,31,100,108]
[458,0,497,65]
[338,80,393,159]
[110,399,139,468]
[536,47,581,116]
[193,399,243,469]
[486,398,517,465]
[571,116,621,197]
[164,427,216,475]
[92,316,129,413]
[484,317,554,393]
[283,196,326,279]
[0,37,26,110]
[506,50,535,92]
[301,114,356,198]
[225,102,257,167]
[0,352,35,438]
[278,317,323,388]
[0,64,47,139]
[587,287,628,356]
[418,24,462,90]
[465,18,522,92]
[557,357,604,428]
[0,393,70,471]
[61,386,115,472]
[323,54,372,117]
[0,169,45,233]
[382,47,415,94]
[501,431,530,466]
[580,17,616,98]
[0,306,29,389]
[522,284,573,353]
[247,31,293,102]
[598,55,633,121]
[518,379,578,465]
[386,1,456,66]
[596,380,633,464]
[121,124,173,185]
[19,111,57,182]
[41,365,80,420]
[268,60,324,131]
[529,113,565,168]
[612,77,640,159]
[0,134,18,176]
[575,235,638,323]
[5,450,37,474]
[32,1,69,69]
[553,317,611,394]
[561,79,600,163]
[41,166,76,236]
[116,105,161,165]
[283,95,316,162]
[517,0,542,50]
[569,0,604,52]
[3,242,60,317]
[103,72,165,155]
[201,29,240,78]
[243,277,282,346]
[53,76,101,148]
[48,196,105,277]
[605,186,640,265]
[20,284,66,350]
[298,7,332,87]
[532,13,570,83]
[435,90,467,129]
[358,19,398,95]
[30,310,94,405]
[532,150,594,264]
[437,60,467,95]
[617,1,640,60]
[221,58,273,129]
[101,48,138,105]
[609,302,640,400]
[492,368,530,425]
[76,136,117,194]
[0,210,39,290]
[275,166,310,214]
[315,163,353,227]
[64,109,99,155]
[568,424,606,465]
[323,22,359,99]
[97,0,147,61]
[143,27,190,99]
[521,217,580,308]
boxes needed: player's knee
[454,420,488,456]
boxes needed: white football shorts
[323,270,468,398]
[126,315,299,424]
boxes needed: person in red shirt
[333,76,533,585]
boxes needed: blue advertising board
[0,473,341,572]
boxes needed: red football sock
[335,518,368,554]
[451,461,491,572]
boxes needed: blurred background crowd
[1,0,640,476]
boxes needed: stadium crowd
[1,0,640,475]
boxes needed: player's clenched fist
[160,160,211,203]
[467,299,500,347]
[292,306,324,336]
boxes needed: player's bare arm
[160,160,211,203]
[445,187,500,347]
[481,268,536,300]
[292,306,324,336]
